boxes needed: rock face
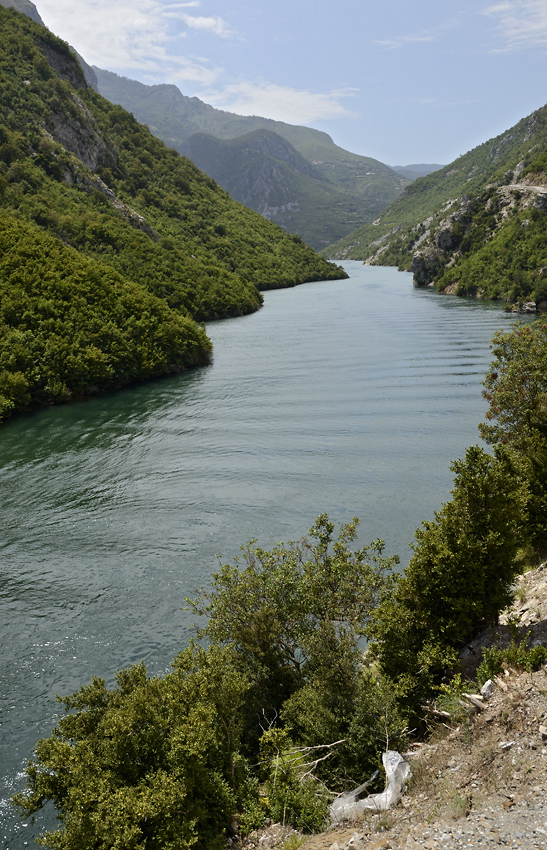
[460,561,547,676]
[48,98,114,171]
[38,41,88,90]
[410,250,442,286]
[0,0,43,25]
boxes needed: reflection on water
[0,263,521,847]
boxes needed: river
[0,262,521,847]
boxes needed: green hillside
[326,104,547,305]
[0,6,345,420]
[93,68,409,248]
[181,129,376,249]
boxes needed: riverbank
[232,564,547,850]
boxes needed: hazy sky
[34,0,547,165]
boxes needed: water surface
[0,263,520,847]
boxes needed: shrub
[369,445,529,713]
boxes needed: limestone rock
[410,250,443,286]
[0,0,43,25]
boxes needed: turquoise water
[0,263,521,847]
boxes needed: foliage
[480,321,547,547]
[480,322,547,447]
[13,645,252,850]
[0,209,212,417]
[187,514,408,819]
[434,205,547,303]
[476,637,547,684]
[14,518,408,845]
[188,515,399,745]
[259,730,328,832]
[434,674,471,720]
[369,445,529,713]
[0,6,346,421]
[281,667,407,790]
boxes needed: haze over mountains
[0,0,439,253]
[390,164,444,181]
[92,68,410,250]
[3,0,547,315]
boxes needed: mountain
[0,0,99,89]
[0,5,345,421]
[180,129,376,249]
[93,68,409,250]
[326,105,547,306]
[391,163,444,180]
[0,0,43,24]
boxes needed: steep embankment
[326,106,547,306]
[93,68,409,250]
[234,563,547,850]
[0,6,345,420]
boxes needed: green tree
[188,515,398,747]
[13,645,252,850]
[480,320,547,547]
[369,445,529,712]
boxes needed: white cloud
[180,13,234,37]
[35,0,233,84]
[375,15,461,50]
[375,32,436,49]
[484,0,547,48]
[202,82,357,124]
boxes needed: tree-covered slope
[0,208,212,419]
[0,7,345,419]
[93,68,409,248]
[326,105,547,305]
[181,129,374,250]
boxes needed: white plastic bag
[330,751,411,823]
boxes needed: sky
[32,0,547,166]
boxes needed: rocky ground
[231,564,547,850]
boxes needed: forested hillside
[180,129,376,250]
[326,105,547,305]
[0,6,345,420]
[93,67,409,249]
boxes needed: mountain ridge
[325,104,547,305]
[93,67,409,249]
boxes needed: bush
[13,645,251,850]
[480,321,547,548]
[259,730,328,832]
[188,515,399,751]
[477,637,547,684]
[369,445,529,713]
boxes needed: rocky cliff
[0,0,42,24]
[326,105,547,306]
